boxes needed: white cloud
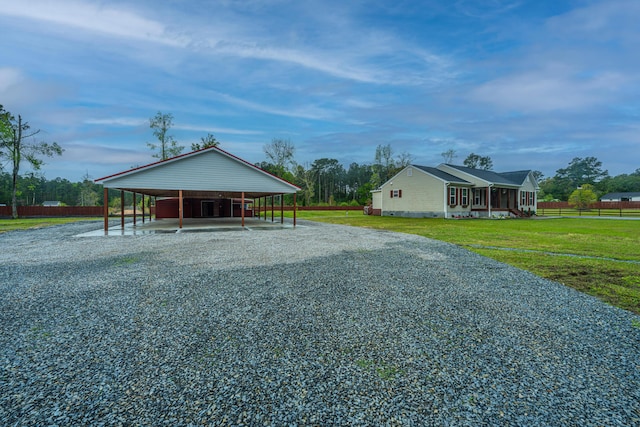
[472,67,628,113]
[0,0,186,46]
[175,124,264,136]
[210,91,337,121]
[0,67,23,92]
[85,117,147,127]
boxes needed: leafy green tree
[372,144,395,185]
[346,162,373,204]
[311,158,344,204]
[0,105,63,218]
[77,173,100,206]
[463,153,493,170]
[109,197,122,213]
[293,163,315,206]
[147,112,184,160]
[556,157,608,188]
[596,171,640,194]
[568,184,598,210]
[191,133,219,151]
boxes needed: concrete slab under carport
[76,217,298,236]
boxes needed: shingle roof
[600,192,640,199]
[413,165,471,184]
[498,170,532,186]
[443,164,529,186]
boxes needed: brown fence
[1,205,364,218]
[537,201,640,217]
[0,206,104,218]
[256,205,364,212]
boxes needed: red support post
[133,193,137,226]
[293,193,297,227]
[179,189,183,229]
[120,190,125,229]
[280,193,284,224]
[241,191,245,228]
[103,188,109,233]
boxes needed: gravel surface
[1,220,639,426]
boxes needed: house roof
[95,146,300,198]
[441,164,531,187]
[498,170,532,186]
[600,192,640,199]
[413,165,472,184]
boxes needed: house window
[449,187,457,205]
[474,189,481,205]
[521,191,526,206]
[390,189,402,198]
[461,188,468,206]
[528,192,534,205]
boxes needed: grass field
[289,211,640,314]
[0,217,101,233]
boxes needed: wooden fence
[1,205,363,218]
[537,201,640,218]
[0,206,104,218]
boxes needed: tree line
[2,108,638,214]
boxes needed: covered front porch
[472,186,521,217]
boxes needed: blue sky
[1,0,638,182]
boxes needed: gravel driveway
[1,220,639,426]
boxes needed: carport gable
[96,146,299,195]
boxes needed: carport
[95,146,300,233]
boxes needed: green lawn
[0,217,101,233]
[289,211,640,314]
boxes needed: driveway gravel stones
[1,220,639,426]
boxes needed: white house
[371,164,539,218]
[600,192,640,202]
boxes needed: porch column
[487,187,491,217]
[103,188,109,233]
[141,194,145,223]
[241,191,245,228]
[179,189,183,229]
[280,193,284,224]
[133,192,137,226]
[271,195,274,222]
[120,190,125,229]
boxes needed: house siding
[372,164,538,219]
[379,168,456,217]
[517,173,538,211]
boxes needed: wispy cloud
[85,117,147,127]
[209,91,337,121]
[0,0,186,46]
[174,124,264,136]
[471,69,628,112]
